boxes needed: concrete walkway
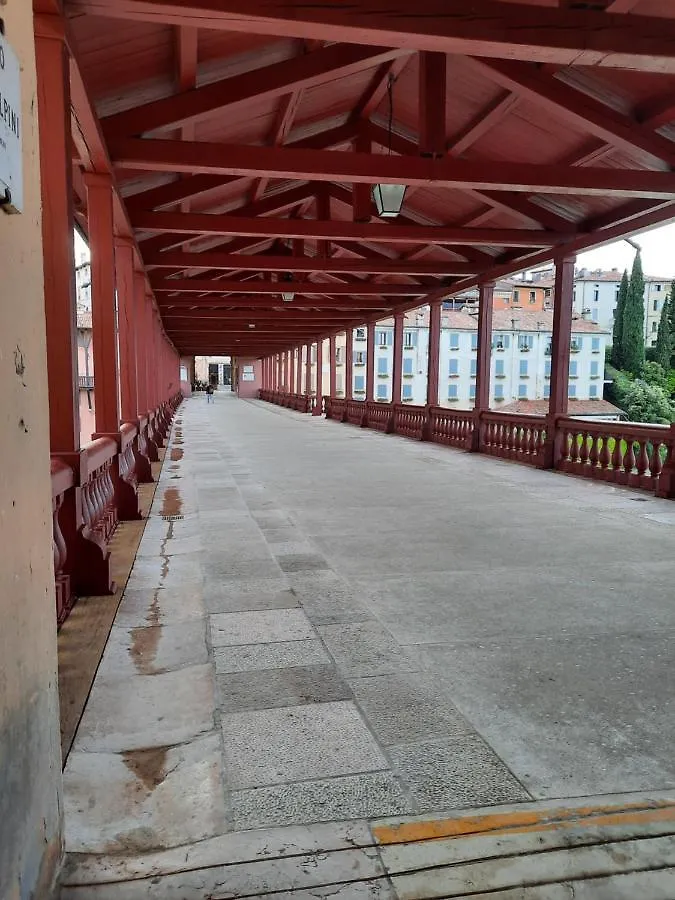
[61,392,675,897]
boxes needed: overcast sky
[577,222,675,278]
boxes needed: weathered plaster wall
[0,5,63,898]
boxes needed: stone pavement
[61,392,675,897]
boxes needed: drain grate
[161,514,184,521]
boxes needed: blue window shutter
[449,358,459,375]
[471,333,478,351]
[570,360,578,376]
[448,384,458,399]
[520,360,528,377]
[402,384,413,399]
[377,357,388,375]
[377,383,388,399]
[495,359,504,376]
[470,359,477,377]
[354,375,365,391]
[403,357,413,375]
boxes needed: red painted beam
[152,277,426,295]
[144,251,477,276]
[133,211,573,247]
[157,296,396,308]
[103,43,410,138]
[112,137,675,198]
[419,52,447,157]
[447,91,518,157]
[67,1,675,74]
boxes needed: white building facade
[333,309,609,410]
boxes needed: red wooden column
[277,353,282,390]
[134,273,148,415]
[366,322,376,402]
[296,348,303,395]
[305,344,312,396]
[471,281,495,451]
[329,334,337,397]
[544,254,576,468]
[426,300,442,407]
[85,173,120,434]
[392,313,404,405]
[345,328,354,401]
[289,348,296,394]
[35,15,80,453]
[313,339,323,415]
[116,239,138,423]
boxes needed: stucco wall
[0,5,63,898]
[235,358,262,398]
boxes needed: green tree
[620,252,645,376]
[654,293,672,372]
[670,282,675,368]
[612,270,629,368]
[643,360,668,390]
[622,379,675,424]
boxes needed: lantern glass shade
[281,291,295,302]
[372,183,406,218]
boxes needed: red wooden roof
[53,0,675,356]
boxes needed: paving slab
[211,608,315,646]
[216,664,352,712]
[213,639,331,674]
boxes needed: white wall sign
[0,30,23,214]
[243,365,254,374]
[241,373,255,381]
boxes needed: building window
[493,334,509,350]
[449,332,460,350]
[593,287,599,302]
[377,383,388,400]
[569,360,578,378]
[448,384,458,401]
[655,284,662,292]
[404,330,417,348]
[471,333,478,351]
[378,330,392,347]
[653,298,659,312]
[402,383,413,400]
[590,361,600,378]
[403,357,414,376]
[355,327,366,340]
[336,375,343,393]
[518,383,528,398]
[353,351,365,366]
[377,357,388,376]
[529,291,536,304]
[592,309,599,322]
[494,384,504,400]
[570,337,582,352]
[513,289,520,302]
[544,288,552,299]
[495,359,505,378]
[519,360,529,378]
[592,337,600,353]
[518,335,534,351]
[589,384,598,398]
[652,321,658,332]
[470,359,477,378]
[544,383,550,399]
[569,384,577,398]
[545,360,551,378]
[448,358,459,377]
[469,384,476,401]
[354,374,365,392]
[336,347,343,364]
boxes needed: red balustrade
[51,458,75,627]
[480,412,547,465]
[558,418,672,494]
[393,404,426,440]
[345,399,367,426]
[259,389,313,412]
[428,407,475,449]
[365,401,394,433]
[325,396,347,421]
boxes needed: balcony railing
[50,392,183,628]
[78,374,94,389]
[253,395,675,501]
[259,389,313,413]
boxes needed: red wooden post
[277,353,282,390]
[313,339,323,414]
[426,300,442,406]
[419,52,447,157]
[329,334,337,397]
[134,273,147,415]
[116,239,138,422]
[345,328,354,401]
[296,347,303,394]
[305,344,312,395]
[392,312,404,404]
[353,129,371,222]
[471,281,495,451]
[85,173,120,434]
[35,16,80,453]
[544,254,576,468]
[289,348,296,394]
[366,322,376,402]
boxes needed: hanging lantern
[372,184,407,218]
[281,272,295,302]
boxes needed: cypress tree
[670,282,675,367]
[612,269,629,368]
[655,293,672,372]
[621,252,645,376]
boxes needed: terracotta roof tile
[500,399,625,417]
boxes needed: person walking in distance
[206,383,215,404]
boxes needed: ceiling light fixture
[281,272,295,302]
[372,74,406,219]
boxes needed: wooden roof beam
[103,43,411,139]
[68,0,675,74]
[113,137,675,198]
[152,278,428,295]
